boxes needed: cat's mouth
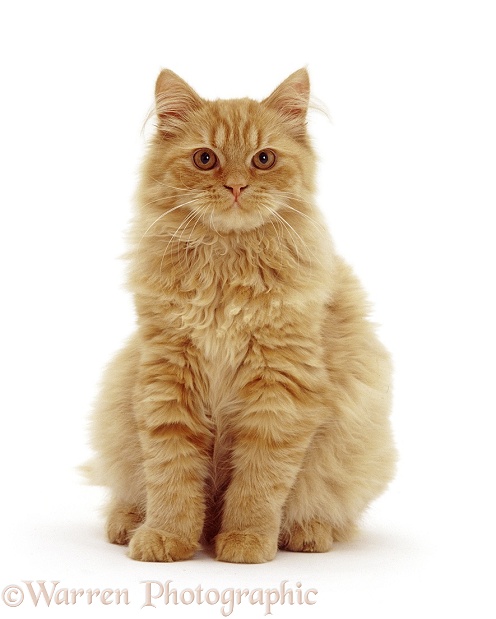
[220,193,249,212]
[205,197,265,233]
[229,197,243,208]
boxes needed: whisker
[208,208,224,238]
[261,205,302,267]
[264,203,322,268]
[139,193,198,211]
[159,208,201,279]
[186,204,207,246]
[137,197,200,245]
[179,205,209,270]
[271,191,326,231]
[175,205,206,269]
[262,205,285,251]
[278,203,326,233]
[147,176,196,192]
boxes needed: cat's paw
[128,526,197,562]
[215,531,277,564]
[106,506,143,546]
[279,520,333,553]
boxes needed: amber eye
[252,149,276,170]
[193,148,218,170]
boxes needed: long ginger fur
[87,68,396,563]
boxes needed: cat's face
[142,69,316,235]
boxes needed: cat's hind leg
[278,422,359,553]
[279,519,334,553]
[280,401,395,553]
[86,334,147,546]
[280,268,397,553]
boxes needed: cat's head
[140,68,317,235]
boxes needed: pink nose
[224,184,248,200]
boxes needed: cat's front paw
[215,531,277,564]
[279,520,333,553]
[128,526,197,562]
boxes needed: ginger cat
[86,68,396,563]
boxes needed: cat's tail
[77,459,104,486]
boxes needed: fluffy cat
[86,68,397,564]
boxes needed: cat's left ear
[262,68,310,137]
[155,69,202,137]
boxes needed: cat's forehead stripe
[207,103,261,152]
[212,122,226,148]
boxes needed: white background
[1,1,495,617]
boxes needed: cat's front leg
[215,335,327,564]
[128,340,212,562]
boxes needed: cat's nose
[224,184,248,200]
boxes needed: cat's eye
[193,148,218,170]
[252,149,276,170]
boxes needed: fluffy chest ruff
[130,226,333,422]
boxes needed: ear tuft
[262,68,310,137]
[154,69,202,137]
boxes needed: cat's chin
[207,208,266,234]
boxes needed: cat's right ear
[154,69,202,137]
